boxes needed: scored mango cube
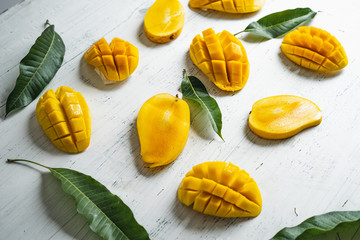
[84,38,139,84]
[190,28,249,91]
[189,0,265,13]
[36,86,91,153]
[178,161,262,217]
[281,26,348,72]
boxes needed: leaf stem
[233,30,244,36]
[7,159,50,170]
[45,19,51,26]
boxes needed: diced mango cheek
[84,38,139,82]
[190,28,249,91]
[36,87,91,153]
[178,162,262,218]
[281,26,348,71]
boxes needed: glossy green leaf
[5,23,65,116]
[7,159,150,240]
[271,211,360,240]
[181,70,223,140]
[235,8,317,39]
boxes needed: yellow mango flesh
[144,0,185,43]
[190,28,249,91]
[137,93,190,168]
[84,38,139,83]
[249,95,322,139]
[189,0,265,13]
[36,86,91,153]
[178,161,262,217]
[281,26,348,72]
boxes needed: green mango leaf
[235,8,317,39]
[271,211,360,240]
[181,70,223,141]
[7,159,150,240]
[5,22,65,117]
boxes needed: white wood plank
[1,0,360,239]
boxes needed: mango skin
[281,26,348,72]
[144,0,185,43]
[137,93,190,168]
[36,86,91,153]
[178,161,262,217]
[249,95,322,139]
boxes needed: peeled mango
[144,0,185,43]
[84,38,139,84]
[36,86,91,153]
[137,93,190,168]
[281,26,348,72]
[189,0,265,13]
[178,161,262,217]
[249,95,322,139]
[190,28,249,91]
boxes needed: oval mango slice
[190,28,250,91]
[189,0,265,13]
[281,26,348,72]
[36,86,91,153]
[84,38,139,84]
[249,95,322,139]
[137,93,190,168]
[178,161,262,217]
[144,0,185,43]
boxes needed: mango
[84,38,139,84]
[178,161,262,217]
[36,86,91,153]
[137,93,190,168]
[144,0,185,43]
[189,0,265,13]
[281,26,348,72]
[190,28,249,91]
[249,95,322,139]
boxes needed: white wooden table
[1,0,359,239]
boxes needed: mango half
[281,26,348,72]
[190,28,249,91]
[249,95,322,139]
[36,86,91,153]
[84,38,139,84]
[137,93,190,168]
[144,0,185,43]
[178,161,262,217]
[189,0,265,13]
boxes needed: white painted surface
[0,0,359,239]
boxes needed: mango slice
[137,93,190,168]
[36,86,91,153]
[189,0,265,13]
[190,28,249,91]
[178,161,262,217]
[84,38,139,84]
[281,26,348,72]
[144,0,185,43]
[249,95,322,139]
